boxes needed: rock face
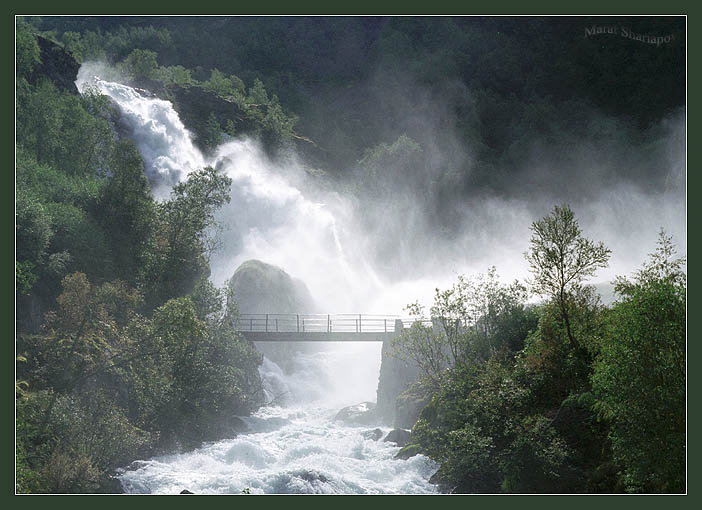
[28,36,80,95]
[333,402,378,426]
[146,82,322,161]
[375,321,421,426]
[167,84,254,144]
[383,428,412,447]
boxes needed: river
[117,345,438,494]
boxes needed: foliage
[392,268,533,387]
[120,48,159,81]
[16,389,152,493]
[592,231,686,492]
[202,68,245,99]
[16,19,41,76]
[15,53,262,492]
[403,212,682,494]
[358,135,423,194]
[199,112,223,151]
[17,79,115,179]
[98,139,155,284]
[143,166,232,308]
[157,65,193,86]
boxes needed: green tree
[199,112,223,151]
[158,65,192,85]
[592,231,686,492]
[121,48,159,81]
[61,31,84,61]
[358,135,423,194]
[144,167,232,307]
[525,204,610,346]
[16,19,41,76]
[393,268,530,387]
[203,68,233,96]
[99,139,155,284]
[247,77,269,104]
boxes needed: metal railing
[238,314,402,333]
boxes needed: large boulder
[228,259,317,371]
[394,443,422,460]
[229,259,314,315]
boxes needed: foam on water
[118,404,438,494]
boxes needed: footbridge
[239,314,418,342]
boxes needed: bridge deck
[241,331,396,342]
[238,314,407,342]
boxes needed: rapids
[118,348,438,495]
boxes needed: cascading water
[77,67,438,494]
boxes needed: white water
[77,68,438,494]
[119,349,438,495]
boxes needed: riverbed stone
[361,428,383,440]
[334,401,377,426]
[383,428,411,447]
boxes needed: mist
[77,50,685,317]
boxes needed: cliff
[27,36,80,95]
[375,321,424,427]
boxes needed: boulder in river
[334,402,377,426]
[228,259,318,373]
[383,428,412,447]
[229,416,250,434]
[361,428,383,441]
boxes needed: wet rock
[180,489,194,494]
[361,428,383,441]
[383,428,411,447]
[334,402,377,426]
[394,443,422,460]
[230,416,250,434]
[428,470,448,488]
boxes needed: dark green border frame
[3,2,695,508]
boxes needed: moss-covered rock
[394,443,422,460]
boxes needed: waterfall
[77,67,439,494]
